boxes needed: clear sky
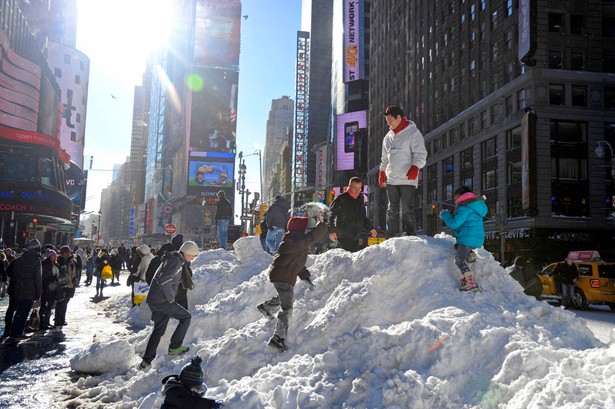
[75,0,302,213]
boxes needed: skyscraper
[264,96,294,202]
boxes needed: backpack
[57,264,69,288]
[145,256,162,285]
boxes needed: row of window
[548,13,615,38]
[549,84,615,109]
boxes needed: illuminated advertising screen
[188,68,238,153]
[194,0,241,67]
[336,110,367,171]
[343,0,365,82]
[187,151,235,196]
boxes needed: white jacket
[379,120,428,187]
[137,253,154,281]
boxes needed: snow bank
[70,339,135,374]
[66,234,614,408]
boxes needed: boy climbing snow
[161,355,222,409]
[439,186,488,292]
[257,216,328,352]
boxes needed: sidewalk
[0,272,133,408]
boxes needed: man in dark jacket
[265,195,290,253]
[4,239,42,340]
[328,177,377,252]
[214,190,233,250]
[257,217,327,351]
[140,241,200,369]
[553,257,580,308]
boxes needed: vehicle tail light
[589,279,601,288]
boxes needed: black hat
[171,233,184,251]
[384,106,404,118]
[179,356,204,390]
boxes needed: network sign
[343,0,365,82]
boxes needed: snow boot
[459,275,467,289]
[466,251,477,263]
[268,335,287,352]
[460,274,479,292]
[139,360,151,370]
[257,304,275,320]
[168,345,190,356]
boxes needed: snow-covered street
[2,235,615,408]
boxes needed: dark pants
[8,298,34,337]
[142,302,192,365]
[39,289,57,328]
[54,287,74,325]
[386,185,417,236]
[260,282,294,340]
[3,296,16,337]
[337,236,363,253]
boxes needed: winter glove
[406,165,419,181]
[303,278,316,291]
[439,209,449,219]
[378,170,387,188]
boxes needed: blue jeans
[217,219,229,249]
[561,283,575,308]
[454,244,475,277]
[266,227,285,253]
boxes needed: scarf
[181,264,196,291]
[393,118,410,134]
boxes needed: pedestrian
[94,248,110,298]
[214,190,233,250]
[256,216,328,352]
[73,246,85,286]
[328,177,378,252]
[259,212,269,253]
[160,355,222,409]
[109,249,123,284]
[128,244,154,306]
[118,243,129,270]
[140,241,200,369]
[378,105,428,237]
[3,239,42,340]
[85,247,97,286]
[39,248,59,330]
[553,257,579,308]
[265,195,290,254]
[55,245,77,327]
[439,186,488,292]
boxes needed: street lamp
[97,211,102,246]
[238,152,247,232]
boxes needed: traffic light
[329,189,335,203]
[33,218,38,224]
[431,204,437,215]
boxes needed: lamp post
[97,211,102,246]
[238,152,247,232]
[595,140,615,214]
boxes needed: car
[539,251,615,310]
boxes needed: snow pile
[70,339,135,374]
[65,234,615,408]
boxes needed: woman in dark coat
[94,249,110,298]
[39,249,60,330]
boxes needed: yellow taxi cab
[539,250,615,310]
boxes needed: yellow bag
[101,265,113,280]
[133,282,150,305]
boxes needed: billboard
[188,68,238,153]
[518,0,537,63]
[293,31,310,189]
[343,0,365,82]
[187,151,235,196]
[194,0,242,68]
[315,144,328,189]
[336,110,367,171]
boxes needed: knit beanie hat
[179,356,204,390]
[60,245,72,254]
[45,249,57,259]
[287,216,308,232]
[27,239,41,250]
[171,233,184,251]
[179,241,199,256]
[139,244,151,255]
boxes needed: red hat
[287,216,309,232]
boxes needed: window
[80,60,85,70]
[549,49,563,69]
[551,157,587,180]
[461,147,473,168]
[507,126,521,150]
[517,89,526,111]
[75,75,80,85]
[505,30,514,49]
[548,13,564,33]
[549,84,565,105]
[76,113,81,123]
[550,121,586,144]
[54,67,62,78]
[571,51,585,70]
[605,87,615,109]
[506,0,513,16]
[570,14,585,35]
[462,177,474,190]
[460,123,466,139]
[572,85,587,107]
[491,10,498,30]
[469,117,476,134]
[444,183,454,202]
[450,128,459,145]
[479,22,486,41]
[505,96,513,115]
[470,4,475,21]
[482,137,497,160]
[64,54,71,64]
[492,42,499,62]
[444,156,454,174]
[490,105,498,124]
[604,53,615,72]
[481,110,488,129]
[508,161,522,184]
[482,169,498,190]
[39,158,56,187]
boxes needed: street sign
[164,224,177,235]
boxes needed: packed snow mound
[70,339,135,374]
[67,234,614,409]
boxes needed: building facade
[263,96,294,202]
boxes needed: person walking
[54,245,77,327]
[378,106,428,237]
[328,177,377,252]
[39,248,59,330]
[140,241,200,369]
[94,248,110,298]
[265,195,290,253]
[109,249,123,285]
[214,191,233,250]
[256,217,328,352]
[85,248,96,286]
[439,186,488,292]
[4,239,42,340]
[553,257,580,308]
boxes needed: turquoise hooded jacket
[440,192,488,248]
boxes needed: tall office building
[263,96,294,202]
[369,0,615,263]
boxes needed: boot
[460,274,479,292]
[257,304,275,320]
[268,335,287,352]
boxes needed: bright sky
[76,0,301,213]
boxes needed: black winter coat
[329,192,373,240]
[554,262,579,285]
[266,198,289,230]
[7,249,42,300]
[215,197,233,220]
[161,377,218,409]
[268,222,327,286]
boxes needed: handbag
[101,264,113,280]
[133,282,150,305]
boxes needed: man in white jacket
[378,106,428,237]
